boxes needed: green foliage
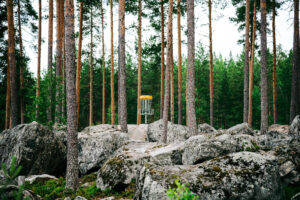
[24,174,135,199]
[0,156,29,200]
[1,156,22,185]
[167,180,198,200]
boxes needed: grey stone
[74,196,88,200]
[290,115,300,136]
[198,123,217,134]
[147,119,193,143]
[226,123,254,135]
[96,141,184,190]
[0,122,66,176]
[135,152,283,200]
[291,192,300,200]
[78,124,129,175]
[25,174,57,184]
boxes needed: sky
[25,0,294,77]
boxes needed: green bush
[167,180,198,200]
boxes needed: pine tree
[187,0,197,135]
[160,0,165,119]
[76,1,83,128]
[248,0,257,127]
[101,0,106,124]
[177,0,183,124]
[260,0,268,133]
[65,0,79,190]
[137,0,142,125]
[89,6,93,126]
[209,0,214,126]
[163,0,173,143]
[110,0,115,125]
[6,0,19,127]
[243,0,250,123]
[36,0,42,120]
[272,0,277,124]
[118,0,127,132]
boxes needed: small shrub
[167,179,198,200]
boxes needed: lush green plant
[0,156,29,200]
[167,180,198,200]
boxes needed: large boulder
[197,123,217,134]
[135,152,283,200]
[182,133,257,165]
[96,141,184,190]
[0,122,66,176]
[78,124,129,175]
[147,119,193,143]
[256,124,293,150]
[225,123,254,135]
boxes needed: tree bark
[118,0,127,132]
[170,15,174,124]
[17,0,24,124]
[101,0,105,124]
[110,0,115,125]
[260,0,268,134]
[36,0,42,120]
[290,0,300,122]
[62,23,65,120]
[163,0,173,143]
[272,0,277,124]
[137,0,142,125]
[47,0,53,122]
[64,0,79,190]
[177,0,182,124]
[187,0,197,135]
[55,0,62,123]
[209,0,214,127]
[248,0,256,127]
[76,1,83,128]
[5,60,11,129]
[89,7,93,126]
[160,0,165,119]
[6,0,19,127]
[243,0,250,123]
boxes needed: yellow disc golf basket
[140,95,154,124]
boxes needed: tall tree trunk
[177,0,182,124]
[118,0,127,132]
[110,0,115,125]
[137,0,142,125]
[76,1,83,128]
[248,0,256,127]
[243,0,250,123]
[47,0,53,122]
[17,0,24,124]
[163,0,173,143]
[6,0,19,127]
[36,0,42,120]
[64,0,78,190]
[55,0,62,123]
[160,0,165,119]
[187,0,197,135]
[62,24,65,120]
[170,17,174,124]
[5,60,11,129]
[208,0,214,127]
[272,0,277,124]
[260,0,268,134]
[101,0,105,124]
[89,7,93,126]
[290,0,300,122]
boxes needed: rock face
[135,152,283,200]
[0,122,66,176]
[225,123,254,135]
[290,115,300,136]
[182,133,257,165]
[147,120,193,143]
[197,123,217,134]
[96,141,184,190]
[78,124,129,175]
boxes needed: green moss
[212,166,222,173]
[80,172,97,184]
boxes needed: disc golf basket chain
[140,95,154,124]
